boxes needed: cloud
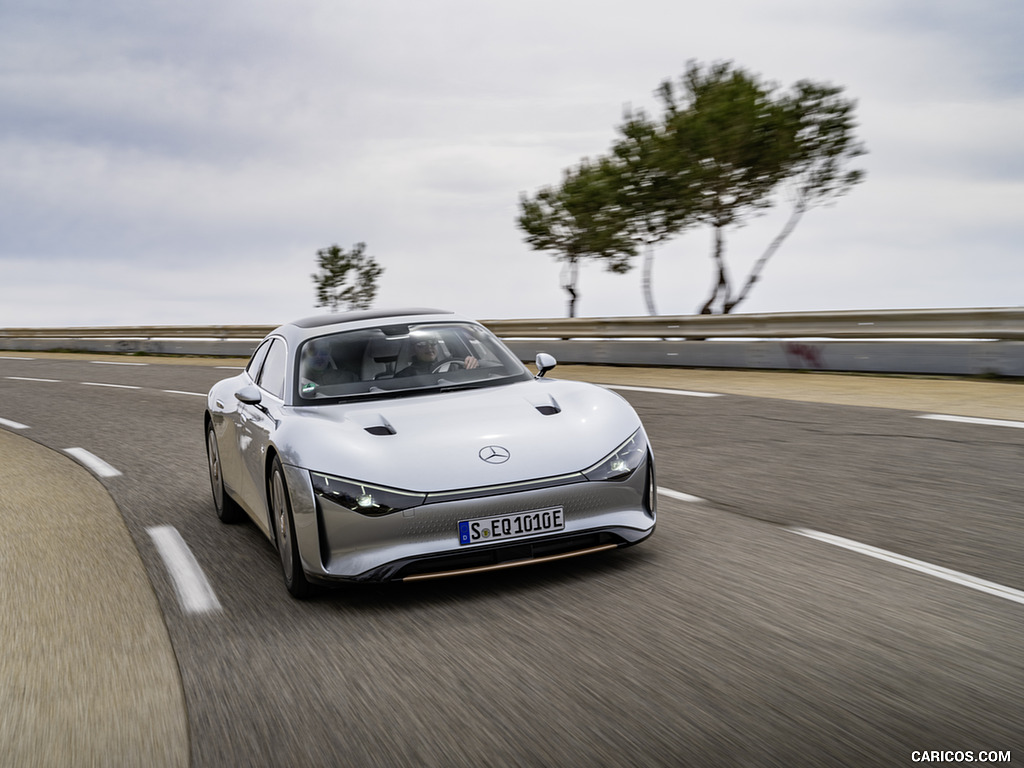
[0,0,1021,327]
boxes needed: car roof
[289,308,453,329]
[268,308,469,348]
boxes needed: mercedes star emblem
[479,445,511,464]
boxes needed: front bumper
[283,454,656,584]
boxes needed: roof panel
[290,308,453,329]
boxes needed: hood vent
[529,394,561,416]
[352,413,397,436]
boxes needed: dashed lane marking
[918,414,1024,429]
[607,384,722,398]
[90,361,149,366]
[0,417,30,430]
[658,487,705,503]
[791,527,1024,607]
[82,382,141,390]
[148,526,222,615]
[660,487,1024,605]
[6,374,206,398]
[63,447,123,478]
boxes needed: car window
[257,338,287,399]
[296,322,531,402]
[246,340,273,379]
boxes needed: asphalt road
[1,352,1022,767]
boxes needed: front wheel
[207,423,244,524]
[269,457,313,599]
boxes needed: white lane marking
[81,382,141,390]
[0,416,30,430]
[791,527,1024,607]
[0,356,35,360]
[658,487,705,503]
[918,414,1024,429]
[63,447,123,478]
[607,384,721,398]
[8,374,204,398]
[215,366,245,370]
[148,526,222,615]
[90,361,148,366]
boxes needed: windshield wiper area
[437,379,501,393]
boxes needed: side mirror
[235,384,263,405]
[535,353,557,378]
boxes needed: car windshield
[295,322,532,402]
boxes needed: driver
[397,333,478,377]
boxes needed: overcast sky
[1,0,1021,327]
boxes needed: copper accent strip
[401,543,618,582]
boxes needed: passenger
[300,339,358,391]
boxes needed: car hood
[280,378,642,491]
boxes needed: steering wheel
[431,359,466,374]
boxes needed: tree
[725,81,866,313]
[657,61,866,313]
[311,242,383,312]
[655,62,802,314]
[518,61,865,316]
[517,158,636,317]
[609,107,698,315]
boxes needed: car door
[236,336,288,537]
[216,339,272,506]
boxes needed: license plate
[458,507,564,546]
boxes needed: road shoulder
[0,428,188,767]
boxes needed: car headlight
[583,430,648,481]
[310,472,426,516]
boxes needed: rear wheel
[207,423,244,523]
[269,457,313,599]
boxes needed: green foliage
[660,61,800,229]
[517,59,866,316]
[311,242,384,312]
[610,108,695,241]
[517,158,636,316]
[785,80,867,207]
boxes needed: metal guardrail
[2,309,1022,376]
[483,308,1024,340]
[0,325,275,340]
[1,308,1023,342]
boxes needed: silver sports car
[205,309,656,597]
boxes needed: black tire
[207,422,244,524]
[269,456,313,599]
